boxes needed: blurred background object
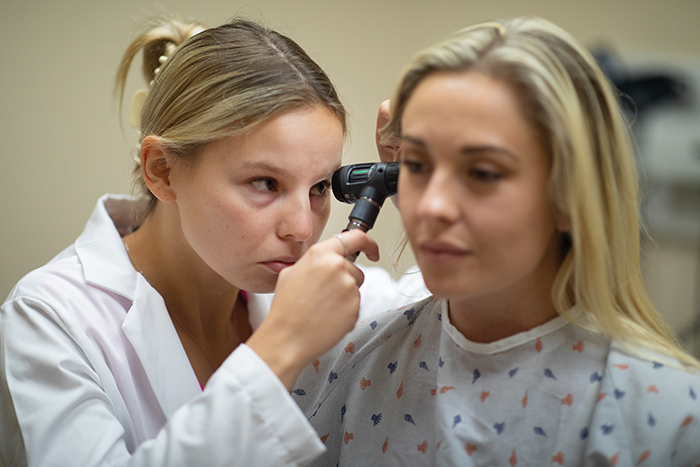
[593,44,700,355]
[1,0,699,355]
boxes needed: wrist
[246,327,308,390]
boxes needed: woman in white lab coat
[0,16,422,467]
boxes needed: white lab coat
[0,194,427,467]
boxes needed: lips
[418,240,471,263]
[261,258,298,274]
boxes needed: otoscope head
[332,162,400,232]
[332,162,399,204]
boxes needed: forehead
[403,71,524,128]
[196,105,344,175]
[401,71,543,159]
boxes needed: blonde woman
[293,17,700,466]
[0,16,416,467]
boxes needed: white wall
[1,0,699,339]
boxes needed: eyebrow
[241,161,285,174]
[241,161,339,180]
[399,135,518,161]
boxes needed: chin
[421,273,473,301]
[243,280,277,294]
[228,273,278,294]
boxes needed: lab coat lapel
[122,275,201,419]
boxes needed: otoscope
[332,162,400,261]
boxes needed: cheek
[470,183,553,242]
[311,198,332,241]
[397,201,417,244]
[178,186,254,249]
[188,205,243,255]
[486,196,557,261]
[397,179,420,233]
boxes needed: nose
[278,192,314,242]
[417,171,460,224]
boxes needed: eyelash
[402,159,503,183]
[401,159,429,174]
[469,167,502,182]
[251,178,278,193]
[311,181,331,198]
[250,178,331,197]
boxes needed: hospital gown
[292,297,700,466]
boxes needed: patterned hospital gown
[292,297,700,466]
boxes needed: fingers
[375,99,391,134]
[347,261,365,288]
[376,99,400,164]
[333,234,351,259]
[251,233,373,387]
[331,229,380,263]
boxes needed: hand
[246,230,379,389]
[375,99,400,163]
[376,99,402,209]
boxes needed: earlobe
[140,136,176,203]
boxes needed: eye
[311,180,331,197]
[401,159,428,174]
[251,178,278,192]
[469,167,502,182]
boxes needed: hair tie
[150,41,176,86]
[152,54,169,80]
[129,43,178,133]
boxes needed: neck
[126,207,238,312]
[447,229,565,344]
[122,204,251,380]
[447,273,559,344]
[448,295,558,344]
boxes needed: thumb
[335,229,380,263]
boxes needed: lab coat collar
[75,194,142,299]
[75,194,200,417]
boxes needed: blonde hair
[381,17,700,370]
[116,16,347,217]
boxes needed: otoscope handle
[342,198,378,262]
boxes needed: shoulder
[4,253,84,310]
[603,342,700,396]
[588,343,700,463]
[1,258,89,351]
[338,296,439,365]
[292,297,439,410]
[2,250,130,341]
[357,265,429,318]
[356,295,436,334]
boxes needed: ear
[140,136,177,203]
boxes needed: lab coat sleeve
[132,345,325,467]
[0,296,324,467]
